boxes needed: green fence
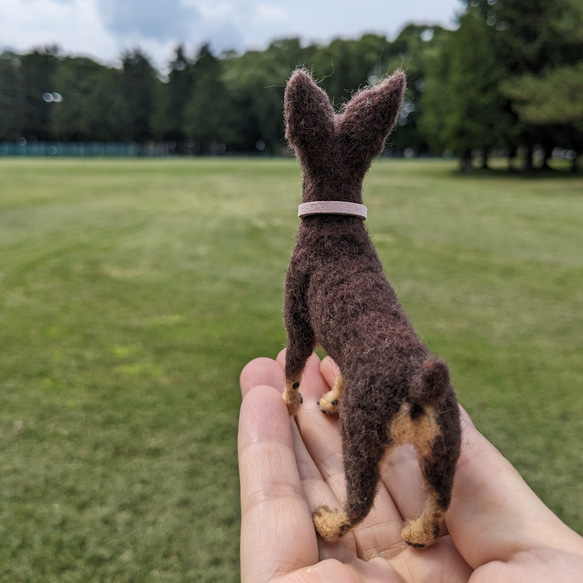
[0,142,173,157]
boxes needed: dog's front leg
[318,371,345,415]
[283,270,315,416]
[283,328,315,416]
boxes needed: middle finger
[298,355,408,558]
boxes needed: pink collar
[298,201,367,220]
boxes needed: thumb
[447,408,581,568]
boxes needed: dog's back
[290,213,424,378]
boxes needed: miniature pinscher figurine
[282,68,461,548]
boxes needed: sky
[0,0,464,70]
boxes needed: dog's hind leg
[400,485,445,548]
[399,393,461,547]
[312,454,382,541]
[318,371,345,415]
[313,413,386,540]
[312,450,381,542]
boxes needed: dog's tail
[410,358,451,406]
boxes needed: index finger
[238,364,318,582]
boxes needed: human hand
[238,350,583,582]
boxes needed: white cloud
[0,0,464,70]
[96,0,197,42]
[190,1,233,21]
[0,0,117,63]
[253,3,287,25]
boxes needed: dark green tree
[120,48,158,142]
[465,0,583,169]
[420,11,508,171]
[383,25,451,155]
[501,63,583,132]
[0,52,25,140]
[222,44,289,153]
[84,66,126,142]
[183,44,236,153]
[19,46,62,140]
[52,56,125,142]
[156,44,194,149]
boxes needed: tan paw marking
[317,372,344,415]
[312,506,350,542]
[400,502,443,548]
[283,380,303,416]
[318,390,340,415]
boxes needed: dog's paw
[312,506,350,542]
[283,381,303,416]
[400,516,440,548]
[318,390,341,415]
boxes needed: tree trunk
[539,139,554,170]
[523,145,535,173]
[459,149,473,174]
[507,147,517,172]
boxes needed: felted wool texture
[283,68,462,547]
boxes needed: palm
[239,351,583,583]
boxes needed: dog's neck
[300,149,365,204]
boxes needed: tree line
[0,0,581,171]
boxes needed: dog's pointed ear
[339,70,406,169]
[284,69,335,168]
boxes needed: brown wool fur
[282,68,462,548]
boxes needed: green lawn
[0,158,581,581]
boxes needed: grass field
[0,157,581,581]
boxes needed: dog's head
[284,68,406,203]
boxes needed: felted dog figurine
[282,69,462,548]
